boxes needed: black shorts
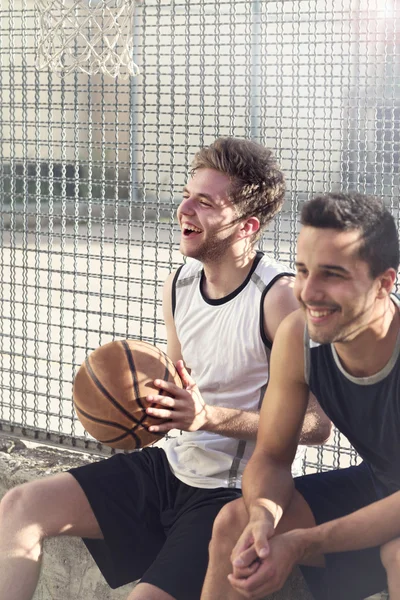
[295,462,388,600]
[69,447,241,600]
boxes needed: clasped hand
[146,360,208,433]
[228,515,305,599]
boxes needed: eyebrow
[295,261,350,275]
[182,187,215,203]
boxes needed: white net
[35,0,139,79]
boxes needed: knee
[209,499,247,551]
[0,484,26,520]
[0,482,42,534]
[381,537,400,572]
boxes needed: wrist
[249,502,275,529]
[199,403,213,431]
[294,526,323,562]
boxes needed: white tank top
[160,252,305,488]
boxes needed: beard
[305,308,371,345]
[180,229,237,263]
[307,324,345,345]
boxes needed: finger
[176,360,195,388]
[253,527,271,560]
[146,406,173,420]
[146,395,175,408]
[233,546,260,568]
[153,378,187,397]
[149,421,177,433]
[231,560,277,594]
[228,563,277,596]
[228,573,255,595]
[229,576,274,599]
[231,534,255,564]
[232,560,260,579]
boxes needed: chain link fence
[0,0,399,476]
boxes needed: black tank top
[305,296,400,494]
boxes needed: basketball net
[34,0,140,79]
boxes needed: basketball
[73,339,183,450]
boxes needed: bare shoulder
[268,273,294,292]
[270,308,306,379]
[162,269,183,364]
[264,274,295,306]
[275,308,306,345]
[163,270,177,293]
[263,275,300,342]
[278,306,306,336]
[162,269,179,309]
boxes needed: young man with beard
[201,191,400,600]
[0,138,330,600]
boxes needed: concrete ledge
[0,437,314,600]
[0,438,134,600]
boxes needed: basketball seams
[75,404,142,447]
[73,339,182,450]
[122,339,168,431]
[124,338,180,387]
[84,356,143,426]
[76,404,141,435]
[121,340,141,398]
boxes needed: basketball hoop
[34,0,140,79]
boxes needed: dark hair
[191,137,285,236]
[301,192,399,278]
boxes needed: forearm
[299,395,332,446]
[201,405,259,440]
[242,452,295,528]
[300,489,400,559]
[298,415,331,445]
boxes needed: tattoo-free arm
[162,271,184,365]
[264,277,332,446]
[242,310,309,515]
[299,490,400,559]
[229,311,310,573]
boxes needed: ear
[376,268,397,298]
[239,217,260,239]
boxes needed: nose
[296,273,324,305]
[177,195,195,218]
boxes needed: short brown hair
[301,192,399,278]
[191,137,285,235]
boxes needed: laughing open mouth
[182,225,203,237]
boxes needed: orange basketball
[73,339,183,450]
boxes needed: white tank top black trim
[158,251,305,489]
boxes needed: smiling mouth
[182,225,203,237]
[307,307,338,320]
[309,308,335,316]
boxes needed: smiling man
[201,191,400,600]
[0,138,330,600]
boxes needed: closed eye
[323,271,344,278]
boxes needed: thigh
[295,463,387,600]
[141,486,242,600]
[69,447,176,589]
[3,472,102,539]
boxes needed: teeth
[309,309,334,318]
[184,225,202,233]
